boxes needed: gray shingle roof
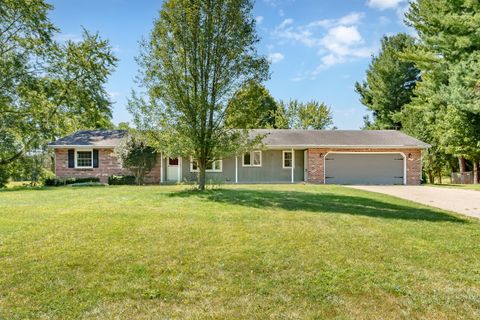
[250,129,429,148]
[49,129,429,149]
[48,130,127,147]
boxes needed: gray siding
[173,150,305,183]
[238,150,304,183]
[181,157,236,183]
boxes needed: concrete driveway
[348,185,480,219]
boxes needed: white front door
[167,157,179,181]
[304,150,308,181]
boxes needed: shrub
[108,175,136,185]
[44,177,100,186]
[114,133,156,185]
[70,182,106,187]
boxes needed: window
[76,150,93,168]
[190,158,223,172]
[283,150,293,169]
[168,157,179,166]
[243,151,262,167]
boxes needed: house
[48,129,430,185]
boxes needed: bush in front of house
[44,177,100,186]
[114,133,156,185]
[108,175,136,185]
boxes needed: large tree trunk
[459,157,467,184]
[474,160,480,185]
[198,157,207,191]
[428,171,434,184]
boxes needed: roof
[48,129,429,149]
[250,129,430,149]
[48,130,127,147]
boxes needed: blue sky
[49,0,411,129]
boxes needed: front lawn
[429,183,480,191]
[0,185,479,319]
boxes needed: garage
[324,153,405,185]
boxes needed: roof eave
[48,145,118,148]
[263,144,430,149]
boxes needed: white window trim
[282,150,293,169]
[242,150,262,167]
[190,158,223,172]
[75,148,93,169]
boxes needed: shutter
[68,149,75,168]
[93,149,99,168]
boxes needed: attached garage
[324,153,405,185]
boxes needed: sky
[48,0,412,129]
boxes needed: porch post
[291,148,295,183]
[177,157,181,183]
[235,155,238,183]
[160,152,163,183]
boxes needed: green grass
[0,185,479,319]
[427,183,480,191]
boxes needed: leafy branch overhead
[0,0,117,187]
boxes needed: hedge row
[107,175,136,185]
[44,177,100,186]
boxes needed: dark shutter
[93,149,99,168]
[68,149,75,168]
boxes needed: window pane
[77,151,92,167]
[206,161,213,170]
[213,160,221,171]
[169,158,178,166]
[253,151,261,166]
[284,152,292,168]
[192,159,198,171]
[243,153,251,165]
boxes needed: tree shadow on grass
[170,188,466,223]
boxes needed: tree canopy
[274,100,334,130]
[0,0,117,186]
[225,80,277,129]
[355,33,420,130]
[129,0,269,190]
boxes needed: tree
[129,0,269,190]
[115,134,157,185]
[355,34,420,129]
[225,80,277,129]
[0,0,117,187]
[403,0,480,183]
[274,100,334,130]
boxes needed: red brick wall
[307,148,423,185]
[54,148,160,184]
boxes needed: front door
[167,157,179,182]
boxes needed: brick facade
[54,148,161,184]
[307,148,423,185]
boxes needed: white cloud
[272,12,374,79]
[268,52,285,64]
[367,0,405,10]
[255,16,264,25]
[338,12,365,25]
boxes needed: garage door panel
[325,153,404,185]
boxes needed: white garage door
[324,153,405,185]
